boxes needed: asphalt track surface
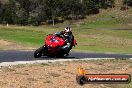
[0,50,132,62]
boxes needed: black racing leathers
[55,31,74,55]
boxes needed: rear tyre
[34,46,45,58]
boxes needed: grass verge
[0,24,132,54]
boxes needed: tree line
[123,0,132,7]
[1,0,130,26]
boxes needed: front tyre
[34,46,44,58]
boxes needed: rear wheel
[34,46,45,58]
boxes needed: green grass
[0,25,55,46]
[79,8,132,29]
[72,10,132,53]
[0,8,132,54]
[73,27,132,53]
[0,25,132,54]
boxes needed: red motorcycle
[34,34,77,58]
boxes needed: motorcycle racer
[34,27,77,58]
[54,27,74,56]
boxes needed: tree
[28,0,48,25]
[99,0,115,8]
[0,0,116,25]
[62,0,85,20]
[123,0,132,7]
[44,0,63,26]
[83,0,99,15]
[14,0,31,25]
[0,0,16,24]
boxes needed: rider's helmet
[64,27,72,37]
[64,27,71,32]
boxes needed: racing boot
[61,43,71,56]
[65,53,69,56]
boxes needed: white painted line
[0,58,131,67]
[0,58,113,66]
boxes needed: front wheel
[34,46,45,58]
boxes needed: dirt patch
[0,39,35,50]
[0,59,131,88]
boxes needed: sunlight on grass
[0,24,132,54]
[0,7,132,54]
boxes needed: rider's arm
[55,31,64,36]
